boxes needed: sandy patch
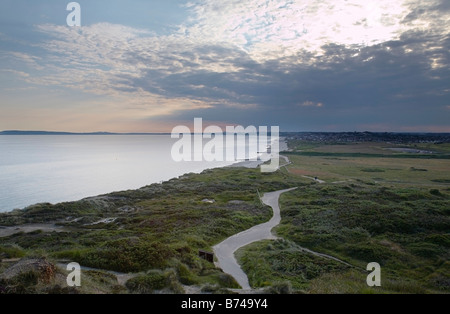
[0,224,66,238]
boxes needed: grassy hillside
[236,140,450,293]
[0,167,297,293]
[1,140,449,294]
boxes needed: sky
[0,0,449,133]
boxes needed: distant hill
[0,131,170,135]
[282,131,450,143]
[0,130,115,135]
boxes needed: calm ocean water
[0,135,251,212]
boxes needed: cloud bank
[1,0,449,131]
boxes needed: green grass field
[236,140,449,293]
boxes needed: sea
[0,135,273,212]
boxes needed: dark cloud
[403,0,450,24]
[132,27,449,131]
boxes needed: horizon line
[1,130,450,135]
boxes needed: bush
[125,270,168,293]
[44,285,80,294]
[430,189,442,196]
[0,245,26,259]
[407,242,443,259]
[52,248,88,261]
[125,269,184,294]
[428,273,450,291]
[217,273,240,288]
[343,242,393,263]
[76,240,174,272]
[177,263,199,285]
[361,168,385,173]
[410,167,428,172]
[165,268,185,294]
[383,279,428,294]
[424,234,450,247]
[264,281,292,294]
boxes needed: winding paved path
[213,188,297,289]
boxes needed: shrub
[217,273,240,288]
[264,281,292,294]
[430,189,442,196]
[177,263,199,285]
[361,168,385,173]
[424,234,450,247]
[343,242,393,263]
[407,242,443,259]
[383,279,428,294]
[125,269,184,294]
[0,245,26,259]
[125,270,167,293]
[410,167,428,172]
[76,240,174,272]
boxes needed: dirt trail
[213,185,355,290]
[213,188,297,289]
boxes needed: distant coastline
[0,131,171,136]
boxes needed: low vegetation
[0,167,296,293]
[1,139,449,294]
[236,140,450,293]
